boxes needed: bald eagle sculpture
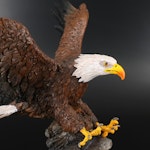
[0,0,125,148]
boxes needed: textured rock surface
[45,121,113,150]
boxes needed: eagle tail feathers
[0,105,18,119]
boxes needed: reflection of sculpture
[0,0,125,148]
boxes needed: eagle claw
[78,127,92,148]
[78,117,120,148]
[100,117,120,137]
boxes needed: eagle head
[72,54,125,82]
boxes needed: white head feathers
[72,54,117,82]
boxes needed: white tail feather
[0,105,18,118]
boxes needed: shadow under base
[45,121,113,150]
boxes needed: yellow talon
[78,118,120,148]
[78,127,92,148]
[100,117,120,137]
[90,122,102,136]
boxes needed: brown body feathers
[0,1,97,133]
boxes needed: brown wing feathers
[0,1,89,121]
[0,18,57,105]
[54,1,89,63]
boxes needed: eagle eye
[104,62,108,66]
[100,60,109,67]
[101,61,108,67]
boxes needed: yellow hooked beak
[105,64,125,80]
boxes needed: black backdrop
[0,0,150,149]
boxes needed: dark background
[0,0,150,149]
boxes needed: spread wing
[0,18,58,105]
[54,0,89,63]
